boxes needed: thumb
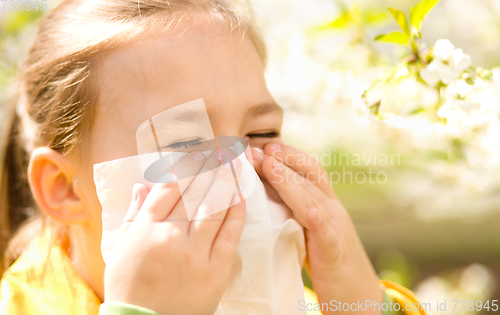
[120,183,149,237]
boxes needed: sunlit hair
[0,0,266,273]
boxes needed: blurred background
[1,0,499,314]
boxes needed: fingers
[260,154,329,227]
[142,151,207,222]
[243,143,254,167]
[252,147,327,203]
[167,150,220,222]
[211,195,246,262]
[305,208,341,261]
[120,183,149,237]
[190,151,242,244]
[250,147,264,175]
[264,143,335,198]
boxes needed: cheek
[77,164,104,231]
[248,136,284,149]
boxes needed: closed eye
[246,132,280,139]
[164,138,204,150]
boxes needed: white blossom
[420,39,472,85]
[252,0,500,222]
[450,48,472,71]
[433,39,455,60]
[420,60,445,85]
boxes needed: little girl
[0,1,426,314]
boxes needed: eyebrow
[246,102,283,118]
[150,109,208,123]
[148,110,213,139]
[146,102,282,139]
[171,110,207,123]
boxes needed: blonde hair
[0,0,266,273]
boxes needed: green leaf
[410,0,441,31]
[316,11,351,31]
[364,9,391,25]
[388,7,410,35]
[374,32,409,45]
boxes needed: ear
[28,147,88,224]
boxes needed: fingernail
[231,193,242,205]
[132,184,140,201]
[252,147,263,161]
[190,151,206,163]
[308,208,320,224]
[314,209,322,224]
[224,158,240,170]
[272,158,282,172]
[232,157,241,168]
[220,147,235,164]
[266,143,281,154]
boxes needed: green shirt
[99,289,403,315]
[99,302,162,315]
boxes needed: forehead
[93,25,267,125]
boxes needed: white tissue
[132,147,255,220]
[93,150,307,314]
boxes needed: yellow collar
[1,231,101,315]
[1,231,321,315]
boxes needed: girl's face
[71,25,283,298]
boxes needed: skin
[28,21,383,314]
[251,145,383,314]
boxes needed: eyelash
[165,132,279,149]
[246,132,280,139]
[165,138,203,149]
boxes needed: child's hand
[252,143,383,314]
[104,149,245,315]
